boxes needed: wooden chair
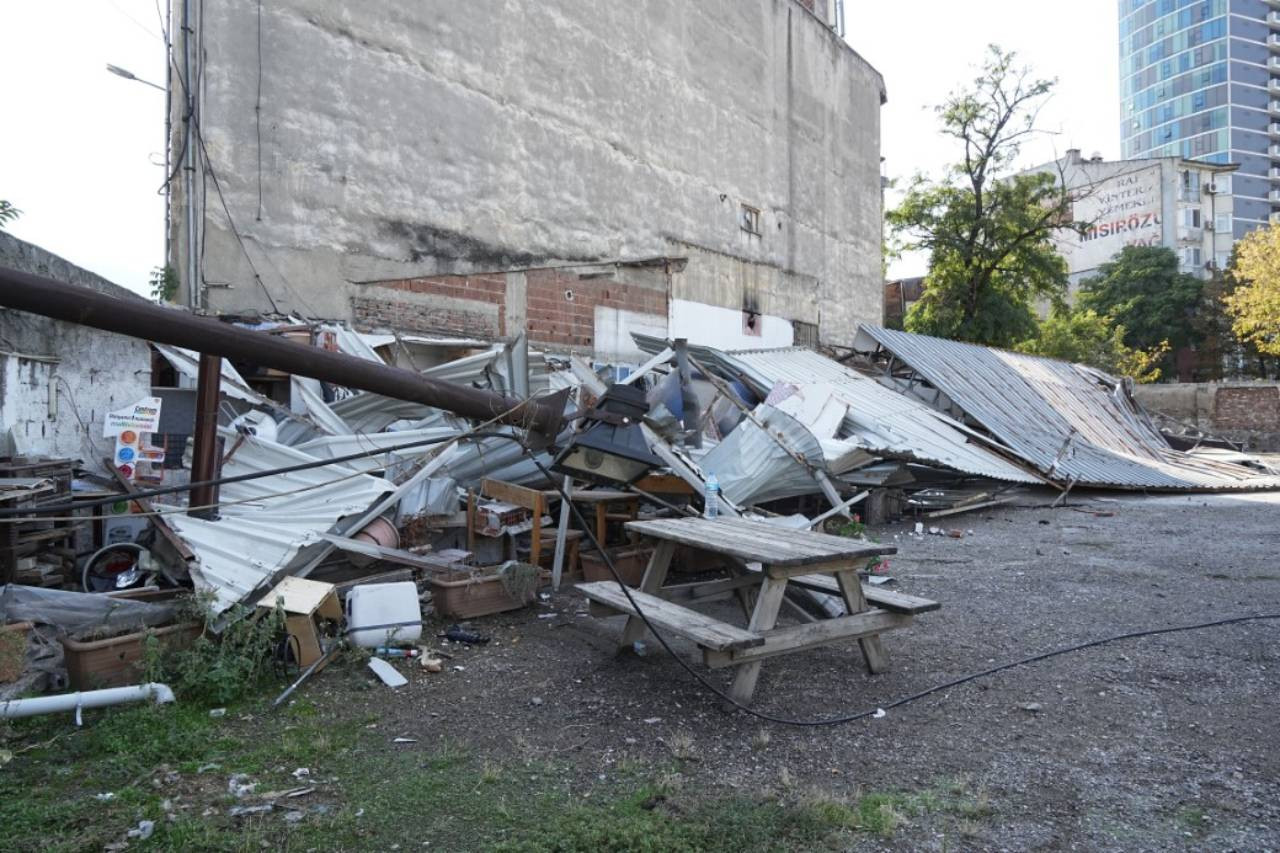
[466,478,582,575]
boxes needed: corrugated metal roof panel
[169,431,395,614]
[855,325,1280,491]
[629,334,1041,484]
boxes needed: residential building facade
[168,0,884,359]
[1024,149,1237,289]
[1119,0,1274,239]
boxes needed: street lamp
[552,384,662,486]
[106,63,165,92]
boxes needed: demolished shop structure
[853,326,1280,491]
[141,322,1280,615]
[4,254,1278,635]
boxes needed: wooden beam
[704,609,910,669]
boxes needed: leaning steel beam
[0,265,563,438]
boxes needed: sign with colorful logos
[103,397,165,482]
[102,397,163,438]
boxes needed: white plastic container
[346,582,423,648]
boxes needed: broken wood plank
[320,535,462,573]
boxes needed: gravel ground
[319,488,1280,851]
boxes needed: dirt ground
[309,487,1280,851]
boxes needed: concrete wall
[0,233,153,465]
[174,0,885,349]
[1133,381,1280,451]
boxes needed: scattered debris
[440,625,490,645]
[367,658,408,688]
[229,804,274,818]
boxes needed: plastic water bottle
[704,473,720,519]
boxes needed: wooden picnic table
[578,516,937,704]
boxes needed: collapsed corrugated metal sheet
[699,405,832,505]
[633,335,1041,485]
[168,430,395,614]
[854,325,1280,491]
[153,344,270,405]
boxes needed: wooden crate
[62,622,202,690]
[430,569,542,620]
[580,546,655,587]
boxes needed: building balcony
[1270,143,1280,157]
[1270,56,1280,70]
[1271,10,1280,25]
[1271,167,1280,180]
[1269,189,1280,202]
[1271,33,1280,50]
[1271,123,1280,137]
[1271,100,1280,115]
[1272,212,1280,226]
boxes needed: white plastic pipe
[0,683,176,725]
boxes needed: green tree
[1225,223,1280,360]
[149,265,178,303]
[887,46,1073,348]
[1016,308,1166,383]
[1076,246,1203,359]
[0,200,19,230]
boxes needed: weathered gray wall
[0,233,153,464]
[1134,381,1280,451]
[176,0,884,347]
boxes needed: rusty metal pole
[0,265,565,438]
[188,353,222,518]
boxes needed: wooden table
[541,488,639,547]
[578,516,937,704]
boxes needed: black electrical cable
[505,436,1279,727]
[0,430,509,518]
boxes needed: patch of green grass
[855,792,906,837]
[1176,806,1211,834]
[0,674,1001,852]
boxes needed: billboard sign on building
[1059,165,1163,275]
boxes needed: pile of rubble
[3,318,1277,706]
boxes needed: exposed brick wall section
[525,269,666,350]
[358,275,506,335]
[1213,386,1280,432]
[360,268,668,352]
[351,294,499,338]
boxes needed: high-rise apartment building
[1119,0,1273,240]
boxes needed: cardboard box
[258,577,342,668]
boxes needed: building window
[1211,175,1230,195]
[1182,247,1202,267]
[1215,213,1232,233]
[792,320,819,349]
[1183,208,1201,229]
[1215,252,1230,270]
[739,204,762,236]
